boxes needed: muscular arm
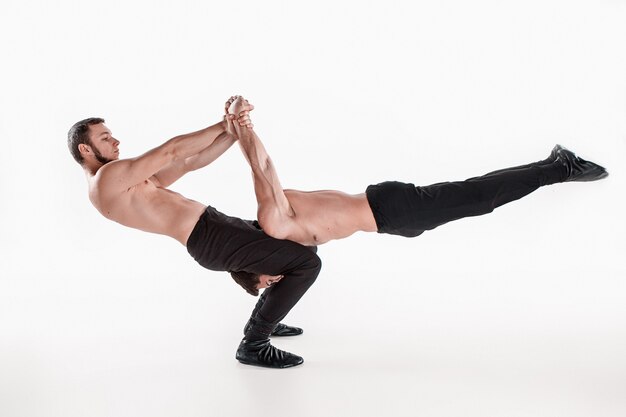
[98,119,227,193]
[152,130,237,188]
[234,123,294,218]
[151,98,255,188]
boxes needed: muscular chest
[90,178,162,217]
[130,179,161,200]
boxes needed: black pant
[186,206,322,329]
[366,158,566,237]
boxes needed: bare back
[263,190,377,246]
[234,124,377,245]
[89,161,206,245]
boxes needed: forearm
[152,130,236,187]
[186,132,237,171]
[168,119,226,162]
[228,97,294,217]
[236,126,289,209]
[237,127,275,180]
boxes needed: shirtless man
[225,96,608,293]
[68,101,322,369]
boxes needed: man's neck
[83,161,104,178]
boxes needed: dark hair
[67,117,105,164]
[230,271,260,296]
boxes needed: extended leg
[366,145,606,237]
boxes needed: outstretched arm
[152,128,236,188]
[152,98,253,187]
[227,97,294,235]
[98,118,232,194]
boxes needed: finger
[225,98,234,112]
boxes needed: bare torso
[276,190,377,246]
[89,172,206,246]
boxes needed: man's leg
[242,240,317,337]
[243,290,302,336]
[234,242,321,368]
[366,145,607,237]
[187,207,322,368]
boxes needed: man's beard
[92,146,114,165]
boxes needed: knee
[307,250,322,272]
[302,251,322,283]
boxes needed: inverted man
[68,101,323,369]
[226,97,608,298]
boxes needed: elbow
[183,155,199,172]
[166,137,183,162]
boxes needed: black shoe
[549,144,560,163]
[271,323,304,337]
[243,321,304,337]
[553,144,609,182]
[235,339,304,368]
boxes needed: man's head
[67,117,120,166]
[230,271,284,296]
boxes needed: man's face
[256,274,284,290]
[87,123,120,164]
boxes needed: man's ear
[78,143,91,155]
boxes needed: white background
[1,1,625,416]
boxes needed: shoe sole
[236,358,304,369]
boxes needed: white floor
[2,218,625,417]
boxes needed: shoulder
[94,159,123,178]
[93,159,133,192]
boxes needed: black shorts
[366,181,427,237]
[186,206,322,324]
[186,206,316,275]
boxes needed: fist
[225,95,255,116]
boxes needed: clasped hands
[224,95,254,139]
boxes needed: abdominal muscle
[281,189,377,246]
